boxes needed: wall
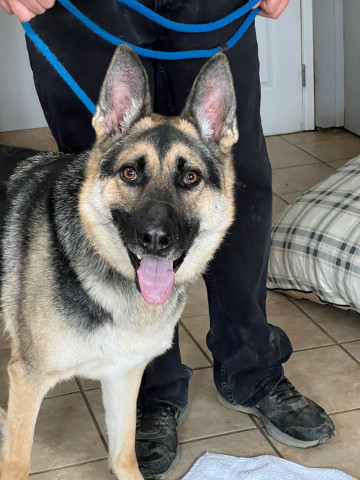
[0,10,46,132]
[313,0,344,128]
[343,0,360,136]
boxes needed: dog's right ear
[92,45,151,142]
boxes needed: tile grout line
[277,192,304,204]
[192,365,212,372]
[288,298,342,344]
[279,135,349,171]
[292,342,336,353]
[179,426,258,446]
[271,161,320,172]
[331,342,360,367]
[29,456,108,476]
[339,338,360,346]
[278,129,352,144]
[44,390,81,400]
[273,192,291,210]
[278,132,347,149]
[181,313,209,320]
[180,320,213,365]
[249,415,284,458]
[179,422,284,458]
[331,407,360,417]
[75,377,109,453]
[273,193,285,201]
[81,386,101,393]
[271,135,331,167]
[289,299,360,367]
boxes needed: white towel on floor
[181,453,356,480]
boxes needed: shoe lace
[268,373,304,404]
[267,376,309,419]
[137,404,178,430]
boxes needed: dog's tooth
[137,254,142,260]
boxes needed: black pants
[27,0,292,408]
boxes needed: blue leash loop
[22,0,261,114]
[97,0,261,33]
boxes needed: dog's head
[79,45,238,305]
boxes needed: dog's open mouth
[127,250,186,306]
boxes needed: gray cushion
[267,155,360,312]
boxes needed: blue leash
[99,0,261,33]
[22,0,260,114]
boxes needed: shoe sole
[150,403,191,480]
[216,392,335,449]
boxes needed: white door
[256,0,314,135]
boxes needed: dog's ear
[92,45,151,141]
[182,53,238,152]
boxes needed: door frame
[301,0,315,131]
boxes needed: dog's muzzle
[128,202,186,306]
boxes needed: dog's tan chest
[44,307,178,382]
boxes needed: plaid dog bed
[267,155,360,312]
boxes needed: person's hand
[0,0,55,22]
[253,0,290,19]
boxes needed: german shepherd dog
[0,45,238,480]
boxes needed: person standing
[0,1,335,478]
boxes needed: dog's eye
[121,166,138,182]
[183,171,199,186]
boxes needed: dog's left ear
[92,45,152,141]
[182,53,238,152]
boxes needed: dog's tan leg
[0,407,6,460]
[0,358,48,480]
[101,364,146,480]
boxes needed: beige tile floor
[0,127,360,479]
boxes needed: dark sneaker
[217,376,336,448]
[135,403,189,479]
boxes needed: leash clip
[218,43,229,53]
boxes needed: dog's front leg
[0,358,48,480]
[101,364,146,480]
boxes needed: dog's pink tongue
[137,256,175,306]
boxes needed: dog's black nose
[137,203,176,255]
[138,226,172,253]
